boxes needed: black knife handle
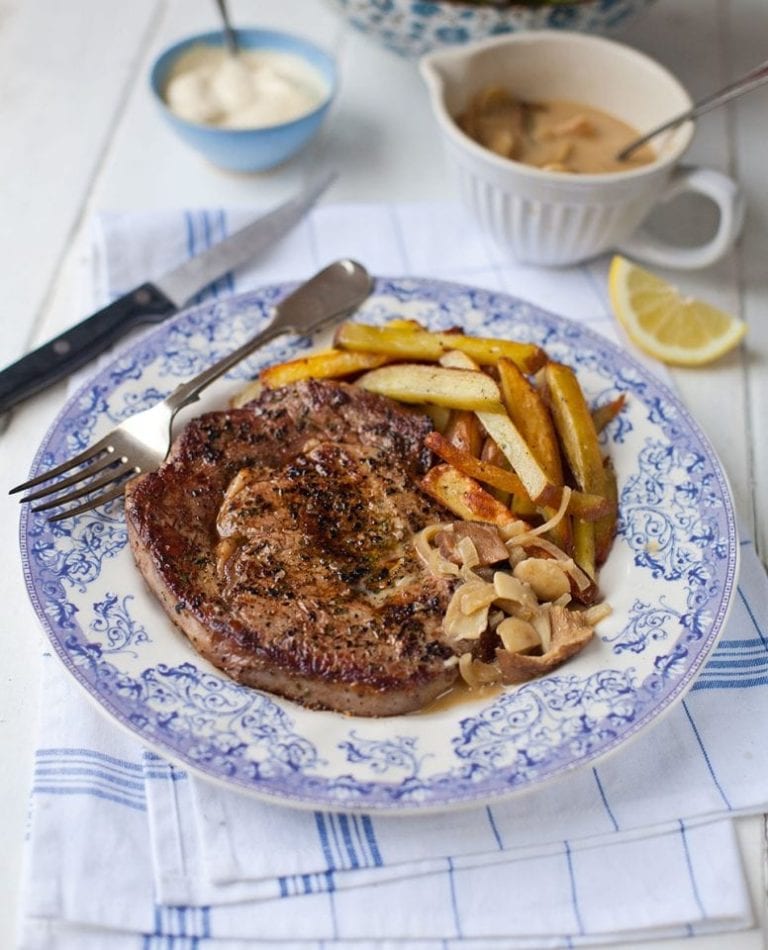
[0,282,177,416]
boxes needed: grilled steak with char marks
[125,380,459,716]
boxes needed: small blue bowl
[150,28,337,172]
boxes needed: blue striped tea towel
[18,201,768,948]
[21,655,753,949]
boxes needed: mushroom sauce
[458,87,656,174]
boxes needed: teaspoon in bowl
[214,0,239,55]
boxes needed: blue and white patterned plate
[20,277,738,814]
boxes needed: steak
[125,380,460,716]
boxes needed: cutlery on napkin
[18,200,768,949]
[0,172,335,416]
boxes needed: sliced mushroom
[496,605,594,684]
[493,571,538,617]
[497,616,540,655]
[436,522,510,566]
[443,582,491,641]
[513,557,571,602]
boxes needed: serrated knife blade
[0,170,336,416]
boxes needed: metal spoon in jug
[617,57,768,162]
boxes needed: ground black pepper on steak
[124,379,460,716]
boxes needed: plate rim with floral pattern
[19,275,738,814]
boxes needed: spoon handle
[618,58,768,161]
[214,0,239,56]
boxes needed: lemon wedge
[608,256,747,366]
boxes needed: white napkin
[18,201,768,949]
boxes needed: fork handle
[165,259,374,412]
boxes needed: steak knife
[0,171,335,416]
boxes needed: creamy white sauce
[164,45,328,129]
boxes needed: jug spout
[419,46,469,117]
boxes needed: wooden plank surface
[0,1,160,941]
[0,0,159,365]
[621,0,753,534]
[722,0,768,557]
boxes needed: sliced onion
[513,557,571,602]
[498,520,529,542]
[459,580,497,616]
[457,536,480,569]
[520,536,570,559]
[458,653,479,687]
[512,534,592,593]
[459,653,501,688]
[506,486,572,545]
[493,571,537,608]
[448,609,488,641]
[413,523,460,577]
[460,563,485,584]
[444,586,489,640]
[413,523,446,561]
[559,557,593,593]
[583,602,612,626]
[531,608,552,653]
[432,550,462,577]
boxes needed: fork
[10,259,373,522]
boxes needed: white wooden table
[1,0,766,946]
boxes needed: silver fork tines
[10,438,112,495]
[31,461,136,513]
[20,450,119,503]
[12,436,137,521]
[9,259,374,522]
[47,482,129,523]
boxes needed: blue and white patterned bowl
[327,0,657,59]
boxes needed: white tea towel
[19,201,768,949]
[21,655,752,949]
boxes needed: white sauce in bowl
[164,45,328,129]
